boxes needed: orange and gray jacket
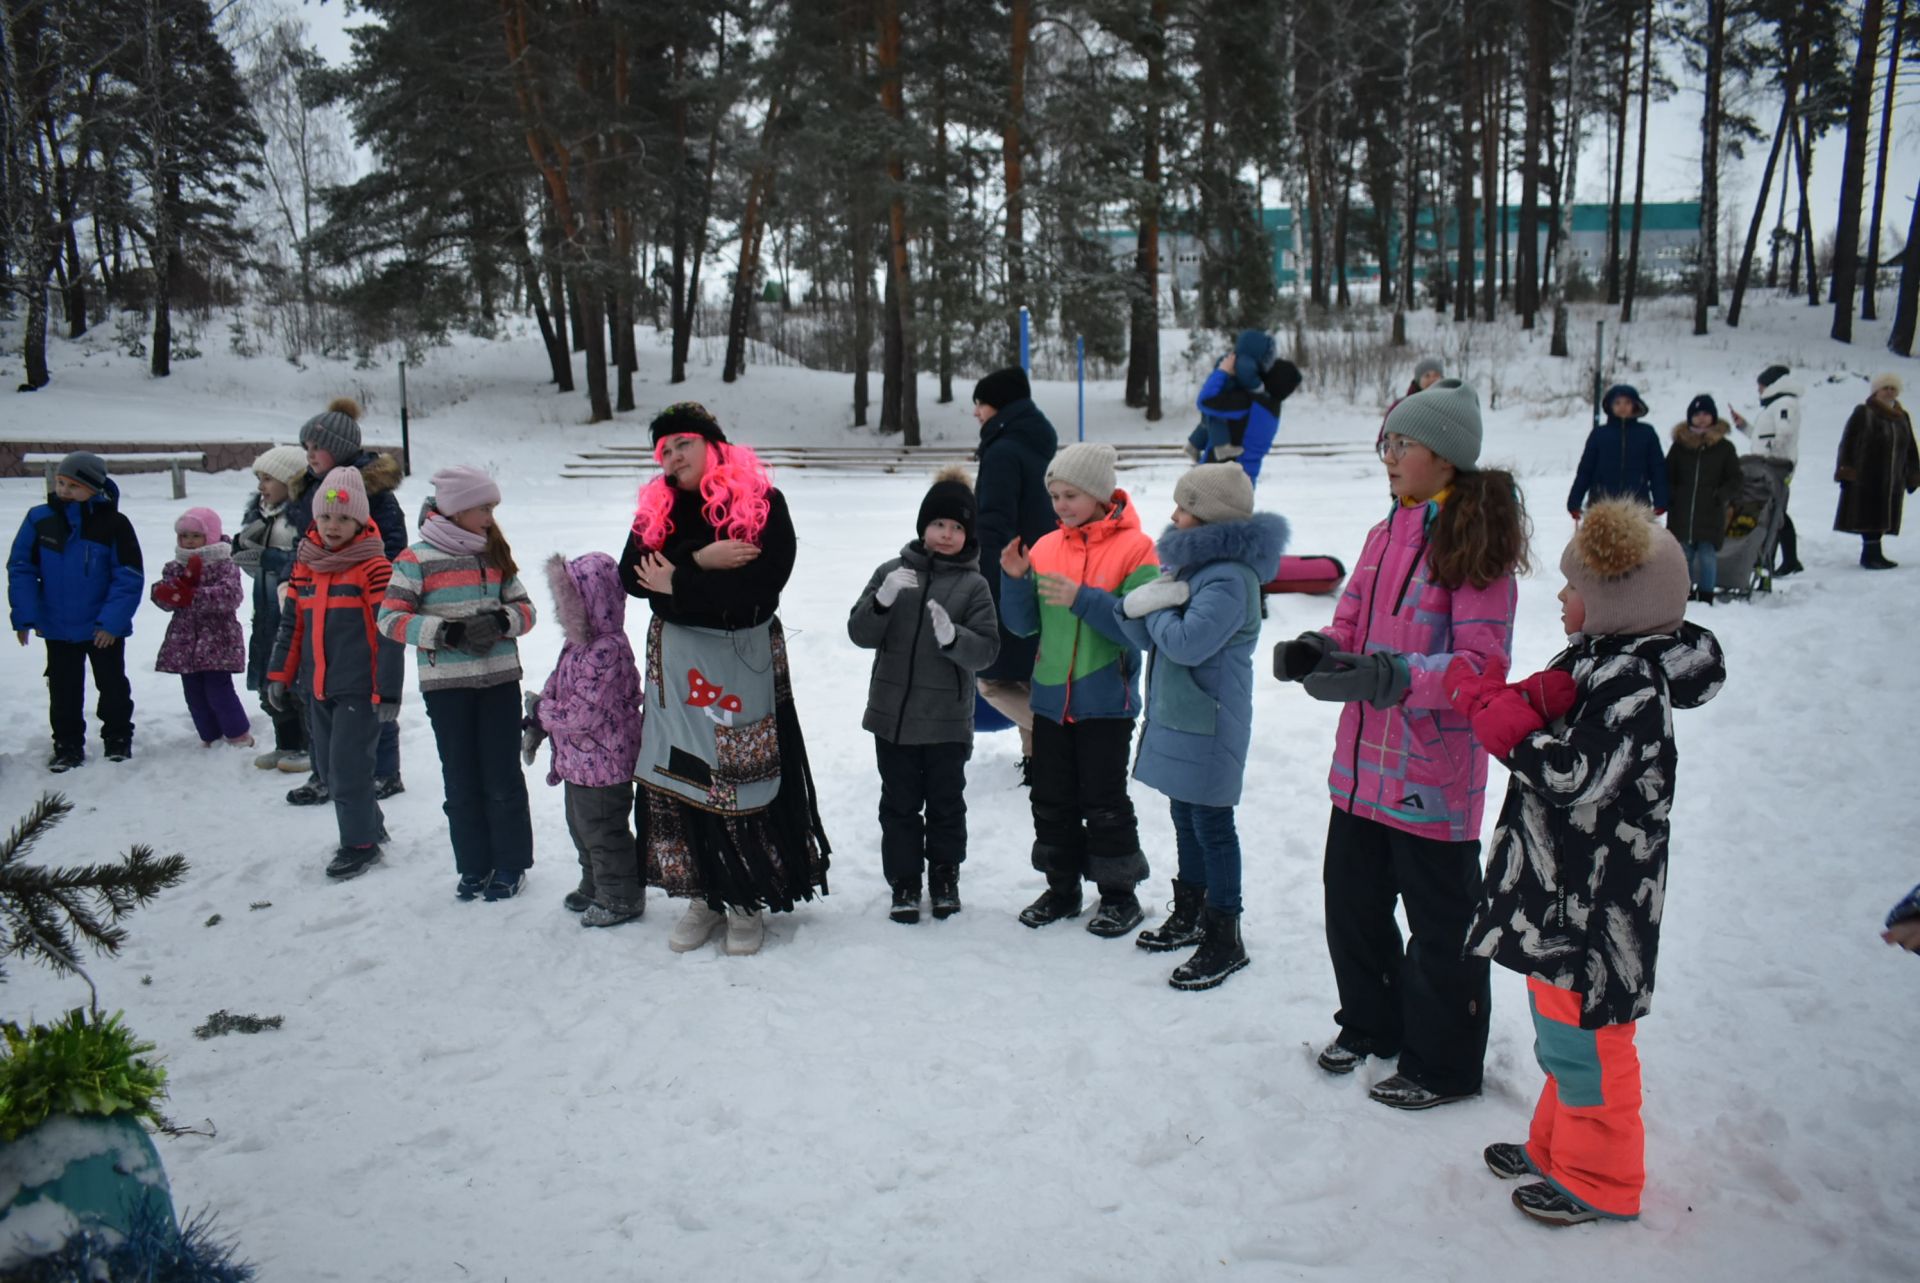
[269,526,404,705]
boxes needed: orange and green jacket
[999,490,1158,722]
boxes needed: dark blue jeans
[1170,798,1242,915]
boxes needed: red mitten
[1470,688,1547,759]
[182,554,204,584]
[1443,655,1508,719]
[1513,668,1577,723]
[152,581,186,609]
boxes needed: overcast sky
[288,0,1917,251]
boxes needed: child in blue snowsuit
[7,451,145,770]
[1188,330,1303,483]
[1569,384,1670,517]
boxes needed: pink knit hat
[315,466,370,525]
[431,465,501,516]
[175,507,223,541]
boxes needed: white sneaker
[667,900,726,953]
[724,909,764,956]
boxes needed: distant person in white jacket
[1731,364,1803,575]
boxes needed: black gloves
[1302,651,1412,710]
[1274,631,1336,682]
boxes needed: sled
[1262,555,1346,596]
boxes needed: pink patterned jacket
[152,544,246,676]
[1319,500,1516,842]
[536,552,643,789]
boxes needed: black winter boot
[1085,887,1145,938]
[890,880,923,925]
[286,775,329,806]
[48,743,84,773]
[1863,537,1899,570]
[928,864,962,919]
[1135,879,1206,952]
[1018,876,1084,928]
[325,844,382,880]
[1169,907,1249,990]
[104,738,132,762]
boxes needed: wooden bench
[26,451,209,500]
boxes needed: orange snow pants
[1524,978,1644,1219]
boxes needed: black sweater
[619,484,796,629]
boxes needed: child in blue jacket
[1105,463,1287,991]
[7,452,145,770]
[1569,384,1670,517]
[1187,330,1303,483]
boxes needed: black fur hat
[917,466,977,542]
[649,401,728,446]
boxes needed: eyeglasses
[1375,435,1422,461]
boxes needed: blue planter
[1,1113,177,1267]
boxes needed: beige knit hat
[1173,462,1255,524]
[1871,371,1903,397]
[1045,442,1117,501]
[1560,499,1690,636]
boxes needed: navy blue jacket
[1569,384,1670,514]
[8,479,145,643]
[974,398,1058,682]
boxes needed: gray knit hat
[1045,442,1117,501]
[1173,462,1255,525]
[55,451,109,491]
[300,397,363,463]
[1381,377,1483,472]
[1412,356,1444,383]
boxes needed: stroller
[1715,455,1791,600]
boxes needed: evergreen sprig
[0,1008,170,1142]
[0,792,190,987]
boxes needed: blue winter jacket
[8,478,145,643]
[1569,384,1671,513]
[975,398,1058,682]
[1104,513,1289,808]
[1188,361,1303,483]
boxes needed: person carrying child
[524,552,645,926]
[151,508,252,748]
[1665,394,1741,604]
[1569,384,1669,518]
[378,466,538,902]
[1446,497,1724,1225]
[998,442,1159,935]
[268,466,404,880]
[1188,330,1304,483]
[8,451,143,771]
[848,468,1001,924]
[1274,379,1530,1110]
[1107,463,1288,990]
[234,445,312,771]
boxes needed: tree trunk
[1797,115,1820,305]
[877,0,918,443]
[1550,0,1590,357]
[1480,33,1500,321]
[1004,0,1029,355]
[1454,31,1475,326]
[524,247,570,389]
[852,213,873,426]
[1336,140,1355,310]
[1125,0,1166,420]
[1605,11,1632,305]
[1621,0,1652,323]
[575,272,611,421]
[1864,0,1904,320]
[1832,0,1885,340]
[1728,53,1797,328]
[1694,0,1724,335]
[1890,175,1920,355]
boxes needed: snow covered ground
[3,298,1917,1281]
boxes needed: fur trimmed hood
[1670,417,1731,448]
[1155,511,1289,581]
[547,551,626,647]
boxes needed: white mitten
[1122,577,1191,619]
[875,566,918,608]
[928,599,956,647]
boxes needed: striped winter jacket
[999,491,1159,723]
[377,538,536,692]
[1318,498,1516,843]
[268,526,404,705]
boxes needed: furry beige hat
[1870,371,1903,398]
[1560,499,1690,636]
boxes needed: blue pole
[1076,336,1085,441]
[1019,306,1030,372]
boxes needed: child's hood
[1155,512,1289,581]
[360,451,404,496]
[45,475,123,512]
[1601,383,1649,422]
[548,552,625,646]
[892,540,982,576]
[1669,418,1731,449]
[1576,621,1726,711]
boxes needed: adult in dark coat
[970,367,1057,767]
[1665,396,1742,601]
[1834,374,1920,570]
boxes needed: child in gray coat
[848,468,1000,924]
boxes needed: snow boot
[47,743,84,773]
[482,869,527,901]
[1084,888,1144,938]
[1484,1142,1531,1179]
[668,900,727,952]
[276,751,312,774]
[928,863,962,919]
[1315,1036,1382,1075]
[1168,907,1248,990]
[286,775,329,806]
[1018,878,1084,928]
[104,738,132,762]
[325,844,382,880]
[582,901,642,928]
[1511,1181,1604,1226]
[1135,879,1206,952]
[724,909,764,956]
[254,748,291,770]
[373,773,405,800]
[890,880,923,925]
[563,888,593,913]
[455,873,488,902]
[1367,1072,1478,1111]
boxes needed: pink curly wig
[631,437,773,551]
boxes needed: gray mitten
[459,609,509,656]
[520,691,548,766]
[376,701,401,724]
[1273,631,1335,682]
[264,680,290,713]
[1302,650,1411,709]
[1122,577,1191,619]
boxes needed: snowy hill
[3,297,1916,1281]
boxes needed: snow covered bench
[25,451,208,500]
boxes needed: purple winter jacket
[1318,500,1516,843]
[152,543,246,675]
[536,552,643,788]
